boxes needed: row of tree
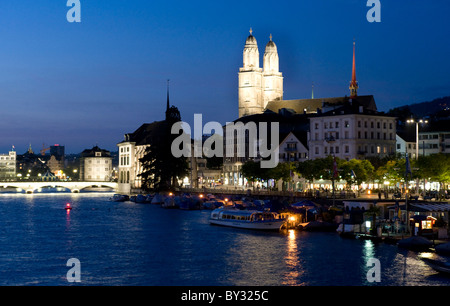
[241,153,450,190]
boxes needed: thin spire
[249,27,253,35]
[311,82,314,99]
[349,40,358,98]
[166,79,170,112]
[269,33,272,41]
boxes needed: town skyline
[1,1,450,154]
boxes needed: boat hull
[422,258,450,274]
[209,219,284,231]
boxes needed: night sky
[1,1,449,154]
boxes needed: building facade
[419,130,450,156]
[308,105,397,160]
[396,134,417,159]
[80,146,113,182]
[0,151,16,180]
[238,30,283,118]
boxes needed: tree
[139,106,189,192]
[241,160,261,186]
[340,159,374,189]
[417,154,450,190]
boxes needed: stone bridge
[0,181,118,193]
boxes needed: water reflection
[282,229,303,285]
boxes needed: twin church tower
[238,29,359,118]
[238,29,283,118]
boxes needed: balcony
[284,147,298,152]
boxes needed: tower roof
[245,28,257,46]
[265,34,277,52]
[349,41,359,98]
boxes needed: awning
[410,203,450,212]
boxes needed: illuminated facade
[238,30,283,118]
[309,104,397,160]
[80,146,113,182]
[0,151,16,180]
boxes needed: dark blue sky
[1,1,449,153]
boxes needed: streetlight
[406,119,428,160]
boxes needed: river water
[0,193,448,286]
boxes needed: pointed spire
[166,79,170,112]
[311,82,314,99]
[269,33,272,41]
[349,40,358,98]
[249,27,253,36]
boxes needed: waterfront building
[396,132,417,159]
[79,146,113,182]
[117,120,169,193]
[46,145,65,178]
[419,120,450,156]
[279,131,308,163]
[0,151,16,180]
[308,100,397,160]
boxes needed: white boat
[209,208,286,231]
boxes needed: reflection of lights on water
[288,229,296,240]
[363,240,375,260]
[418,252,434,259]
[282,229,302,285]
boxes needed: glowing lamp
[65,203,72,210]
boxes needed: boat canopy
[212,208,280,221]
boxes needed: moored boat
[209,208,286,231]
[110,194,129,202]
[421,257,450,275]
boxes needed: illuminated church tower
[263,34,283,107]
[238,29,264,118]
